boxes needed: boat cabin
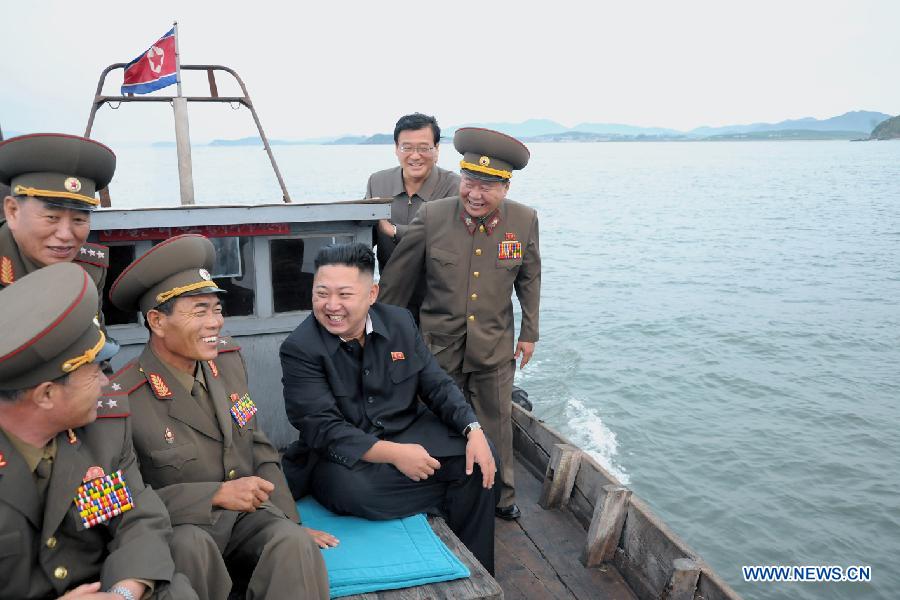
[90,200,389,450]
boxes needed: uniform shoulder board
[216,335,241,353]
[74,242,110,269]
[97,361,146,418]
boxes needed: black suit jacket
[280,303,477,495]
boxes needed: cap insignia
[75,469,134,529]
[479,156,491,167]
[149,373,172,398]
[208,360,219,378]
[199,268,212,281]
[0,256,14,285]
[64,177,82,193]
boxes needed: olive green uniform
[104,339,328,600]
[378,196,541,505]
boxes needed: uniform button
[54,566,67,580]
[364,369,369,376]
[474,248,482,256]
[367,396,374,404]
[227,469,237,480]
[468,315,475,321]
[46,537,57,549]
[471,293,478,300]
[473,271,480,278]
[376,420,383,426]
[479,224,485,233]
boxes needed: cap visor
[460,168,507,182]
[32,197,96,212]
[181,286,228,297]
[94,337,120,363]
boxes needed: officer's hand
[58,582,101,598]
[212,476,275,512]
[378,219,395,237]
[392,444,441,481]
[304,526,340,548]
[465,429,497,488]
[514,341,535,369]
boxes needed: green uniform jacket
[0,220,109,323]
[101,338,299,536]
[379,196,541,373]
[0,400,179,599]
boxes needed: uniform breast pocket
[0,530,22,559]
[496,239,524,270]
[150,442,198,470]
[430,247,458,267]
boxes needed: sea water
[109,140,900,600]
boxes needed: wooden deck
[495,461,637,600]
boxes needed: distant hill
[445,119,568,138]
[570,122,682,136]
[703,129,867,141]
[869,115,900,140]
[525,131,688,142]
[691,110,890,136]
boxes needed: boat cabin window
[270,235,353,313]
[102,245,138,325]
[209,237,256,317]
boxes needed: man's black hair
[314,243,375,276]
[0,372,71,403]
[394,113,441,145]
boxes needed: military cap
[0,263,118,390]
[454,127,530,182]
[0,133,116,211]
[109,234,226,315]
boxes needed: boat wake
[563,397,630,484]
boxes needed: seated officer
[0,263,196,600]
[280,243,499,573]
[104,234,329,600]
[0,134,113,321]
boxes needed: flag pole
[174,20,183,97]
[171,20,195,205]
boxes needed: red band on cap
[0,270,90,362]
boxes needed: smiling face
[48,362,108,430]
[147,293,224,374]
[3,197,91,266]
[312,264,378,341]
[459,174,509,219]
[395,126,439,182]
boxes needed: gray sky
[2,0,898,143]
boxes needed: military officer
[0,262,197,600]
[378,128,540,519]
[105,234,329,600]
[366,113,460,322]
[0,134,113,322]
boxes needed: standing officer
[0,262,196,600]
[104,234,329,600]
[378,128,540,519]
[0,134,112,319]
[366,113,460,321]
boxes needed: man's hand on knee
[465,430,497,489]
[392,443,441,482]
[212,476,275,512]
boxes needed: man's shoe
[495,504,521,520]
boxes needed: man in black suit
[280,242,499,573]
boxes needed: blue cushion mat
[297,497,470,598]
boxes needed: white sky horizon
[2,1,898,144]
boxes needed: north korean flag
[121,28,177,95]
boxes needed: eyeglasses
[397,144,436,154]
